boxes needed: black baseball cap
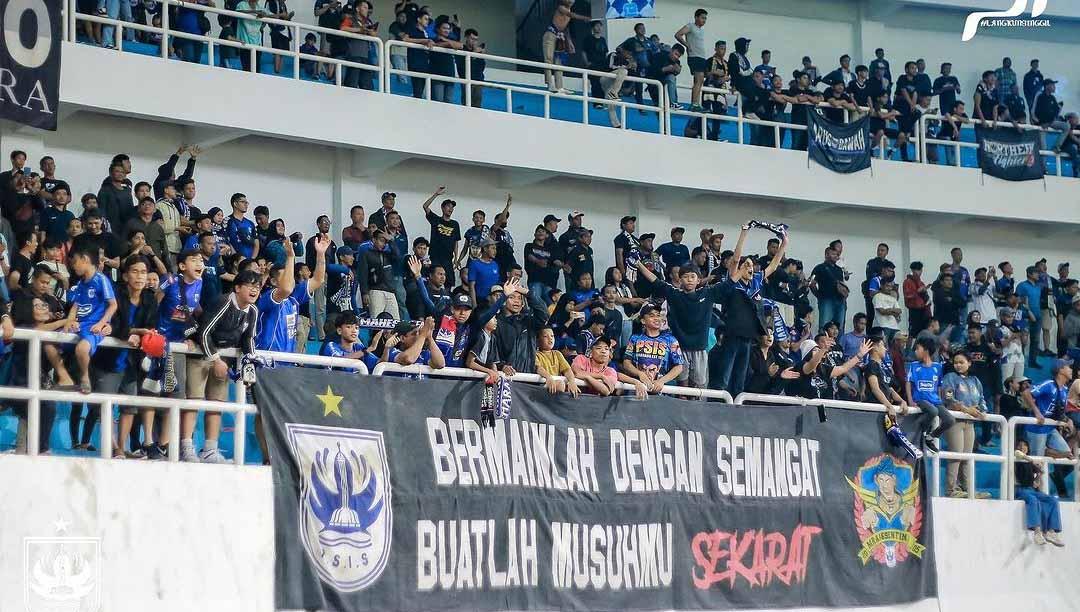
[640,233,656,241]
[452,293,473,309]
[639,302,662,317]
[620,215,636,225]
[671,227,686,235]
[543,214,560,224]
[381,191,396,200]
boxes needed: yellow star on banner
[316,385,344,417]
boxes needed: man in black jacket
[96,162,134,233]
[358,229,402,319]
[192,269,260,464]
[582,20,610,102]
[153,145,198,200]
[494,283,549,374]
[1032,79,1067,151]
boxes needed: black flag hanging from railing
[977,127,1046,182]
[0,0,62,130]
[807,110,872,174]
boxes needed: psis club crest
[286,423,392,592]
[845,454,925,568]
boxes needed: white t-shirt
[684,22,707,58]
[998,327,1024,364]
[873,292,901,330]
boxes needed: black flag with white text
[0,0,62,130]
[977,127,1045,181]
[807,111,872,174]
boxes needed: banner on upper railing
[977,127,1045,181]
[257,368,936,611]
[807,110,872,173]
[0,0,62,130]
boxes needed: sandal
[79,380,92,394]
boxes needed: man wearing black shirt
[914,59,933,97]
[613,215,638,280]
[1023,59,1043,112]
[822,54,852,88]
[583,21,610,102]
[937,101,969,166]
[656,227,690,279]
[72,211,124,275]
[566,228,594,287]
[1032,79,1067,151]
[524,225,559,304]
[869,48,891,82]
[796,333,868,400]
[727,37,754,97]
[559,210,585,288]
[787,72,823,151]
[421,186,461,286]
[646,43,684,108]
[369,191,398,230]
[933,62,961,117]
[974,70,1017,138]
[823,79,856,123]
[847,65,874,109]
[810,246,847,333]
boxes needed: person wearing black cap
[566,227,594,286]
[1032,79,1067,151]
[864,329,907,420]
[727,36,753,97]
[1023,59,1043,111]
[559,210,585,287]
[495,275,549,374]
[613,215,639,281]
[369,191,398,230]
[785,71,822,151]
[656,227,690,279]
[525,224,560,305]
[628,232,663,297]
[421,186,461,287]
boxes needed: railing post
[293,25,301,80]
[116,23,123,51]
[965,459,975,499]
[543,93,550,119]
[27,335,41,456]
[233,404,248,467]
[250,47,257,73]
[464,50,472,107]
[64,0,73,41]
[774,124,780,149]
[207,40,215,67]
[99,401,113,459]
[918,115,927,164]
[168,405,181,462]
[930,455,940,497]
[737,97,744,145]
[161,2,170,59]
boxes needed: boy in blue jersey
[256,234,329,353]
[387,317,445,375]
[904,336,956,453]
[621,302,684,393]
[1022,360,1075,458]
[320,310,379,372]
[63,248,118,394]
[155,249,204,461]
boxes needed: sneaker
[611,121,622,129]
[126,447,147,460]
[592,103,604,109]
[96,7,106,14]
[689,104,703,112]
[669,102,683,110]
[1044,531,1065,547]
[973,490,992,499]
[180,445,201,463]
[556,88,573,95]
[1033,529,1047,545]
[949,488,968,498]
[199,448,229,464]
[923,433,940,454]
[147,444,167,461]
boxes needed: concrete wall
[1,454,1076,611]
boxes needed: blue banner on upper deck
[257,369,936,611]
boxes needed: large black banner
[259,369,936,611]
[977,127,1045,181]
[0,0,62,130]
[807,111,872,174]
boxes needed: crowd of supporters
[0,145,1077,495]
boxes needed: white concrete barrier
[1,455,1076,612]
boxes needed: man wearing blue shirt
[225,193,258,259]
[467,239,501,308]
[839,313,867,359]
[64,249,118,394]
[1023,360,1074,457]
[905,336,956,453]
[320,311,379,373]
[1016,265,1044,367]
[622,302,684,393]
[256,235,329,353]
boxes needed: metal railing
[0,327,369,464]
[372,362,733,402]
[72,0,382,87]
[919,113,1079,176]
[735,393,1011,500]
[1006,415,1079,501]
[384,40,666,133]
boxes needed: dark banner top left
[0,0,62,130]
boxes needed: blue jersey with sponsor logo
[321,338,378,372]
[906,361,943,406]
[1028,379,1067,434]
[255,281,311,353]
[68,272,115,325]
[157,275,202,341]
[623,330,684,377]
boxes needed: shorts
[186,357,231,402]
[677,349,708,389]
[92,370,139,414]
[75,327,105,356]
[687,56,708,74]
[270,32,290,51]
[1041,310,1054,332]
